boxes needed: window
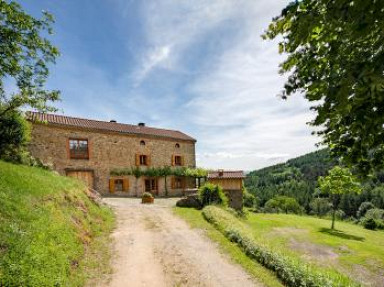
[175,143,180,148]
[136,154,151,166]
[174,155,182,166]
[109,178,129,193]
[174,177,183,189]
[114,179,124,191]
[69,139,89,159]
[144,178,158,195]
[140,140,146,146]
[140,155,147,165]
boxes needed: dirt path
[99,198,259,287]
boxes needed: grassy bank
[243,212,384,286]
[0,161,115,286]
[173,207,283,287]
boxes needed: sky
[19,0,321,171]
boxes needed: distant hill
[245,149,384,216]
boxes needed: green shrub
[202,206,357,287]
[309,197,332,217]
[0,111,31,163]
[264,196,303,214]
[365,208,384,220]
[142,192,154,199]
[198,183,227,207]
[243,189,257,208]
[362,218,377,230]
[357,202,375,218]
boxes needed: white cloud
[133,45,171,85]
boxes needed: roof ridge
[28,111,196,142]
[29,111,190,135]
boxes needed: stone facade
[29,122,196,197]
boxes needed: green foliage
[110,166,207,178]
[364,208,384,221]
[184,167,208,178]
[357,202,375,218]
[0,1,60,115]
[309,197,332,217]
[0,160,114,286]
[243,188,257,208]
[142,192,154,199]
[362,218,377,230]
[264,0,384,174]
[264,196,302,214]
[198,183,228,207]
[202,206,356,287]
[245,149,384,220]
[0,110,31,163]
[245,149,334,211]
[319,166,362,229]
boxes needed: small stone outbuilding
[207,170,245,210]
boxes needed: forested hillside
[245,149,384,217]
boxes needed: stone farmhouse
[27,112,196,197]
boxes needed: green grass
[173,207,283,287]
[0,160,115,287]
[243,212,384,285]
[176,207,384,286]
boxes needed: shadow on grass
[319,228,365,241]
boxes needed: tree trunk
[331,208,336,230]
[164,176,168,197]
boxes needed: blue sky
[20,0,321,171]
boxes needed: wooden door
[144,178,158,196]
[67,171,94,189]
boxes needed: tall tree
[264,0,384,175]
[0,1,60,116]
[318,166,361,229]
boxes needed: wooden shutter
[171,155,175,166]
[182,177,186,189]
[147,155,151,166]
[171,177,175,189]
[123,178,129,191]
[109,178,115,193]
[181,156,185,166]
[135,154,140,166]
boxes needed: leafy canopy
[264,0,384,175]
[0,1,60,115]
[318,166,361,196]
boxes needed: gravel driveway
[98,198,259,287]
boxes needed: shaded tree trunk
[164,176,168,197]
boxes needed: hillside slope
[245,149,384,216]
[0,161,114,287]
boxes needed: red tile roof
[27,112,196,142]
[208,170,245,179]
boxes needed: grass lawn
[244,212,384,286]
[173,207,283,287]
[0,161,115,287]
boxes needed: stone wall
[29,123,196,196]
[224,190,243,210]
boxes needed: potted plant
[142,192,154,204]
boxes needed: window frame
[140,155,148,165]
[174,155,182,166]
[68,138,89,160]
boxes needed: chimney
[218,169,224,177]
[110,120,117,123]
[138,122,145,127]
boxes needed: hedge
[202,206,359,287]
